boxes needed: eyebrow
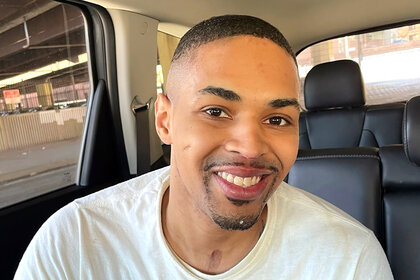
[199,86,300,110]
[198,86,241,101]
[268,98,301,110]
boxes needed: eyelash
[263,116,290,127]
[203,107,230,118]
[203,107,291,127]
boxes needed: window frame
[0,0,132,276]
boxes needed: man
[15,15,393,279]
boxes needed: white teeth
[233,176,243,185]
[226,174,234,183]
[217,172,262,188]
[243,177,252,187]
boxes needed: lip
[214,171,269,201]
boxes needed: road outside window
[0,0,91,208]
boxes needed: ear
[155,93,172,144]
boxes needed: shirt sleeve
[14,203,80,280]
[354,232,394,280]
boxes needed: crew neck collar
[155,170,279,279]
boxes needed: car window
[157,31,180,94]
[0,0,91,208]
[297,23,420,109]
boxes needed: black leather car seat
[287,147,383,241]
[360,102,405,147]
[299,60,404,149]
[380,95,420,280]
[299,60,367,149]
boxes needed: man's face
[159,35,300,230]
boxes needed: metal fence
[0,81,89,114]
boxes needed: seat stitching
[296,154,380,160]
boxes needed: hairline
[166,34,300,101]
[172,34,297,67]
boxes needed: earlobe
[155,94,172,144]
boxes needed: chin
[206,196,267,231]
[210,210,260,231]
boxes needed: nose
[224,119,268,159]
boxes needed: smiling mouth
[216,171,264,188]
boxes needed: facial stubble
[202,160,280,231]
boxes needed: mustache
[203,157,280,173]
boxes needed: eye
[204,107,230,118]
[264,116,289,126]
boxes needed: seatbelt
[131,96,153,176]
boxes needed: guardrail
[0,106,86,151]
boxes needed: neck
[161,186,267,274]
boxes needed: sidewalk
[0,138,82,183]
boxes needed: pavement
[0,138,81,184]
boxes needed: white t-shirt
[14,166,393,279]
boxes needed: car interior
[0,0,419,279]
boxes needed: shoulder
[73,166,170,211]
[45,165,171,239]
[51,166,172,232]
[274,181,370,236]
[14,167,171,279]
[259,182,393,279]
[268,181,376,257]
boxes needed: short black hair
[172,15,296,64]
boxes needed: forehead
[187,36,299,101]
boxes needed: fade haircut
[172,15,296,64]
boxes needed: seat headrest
[304,60,366,110]
[404,96,420,166]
